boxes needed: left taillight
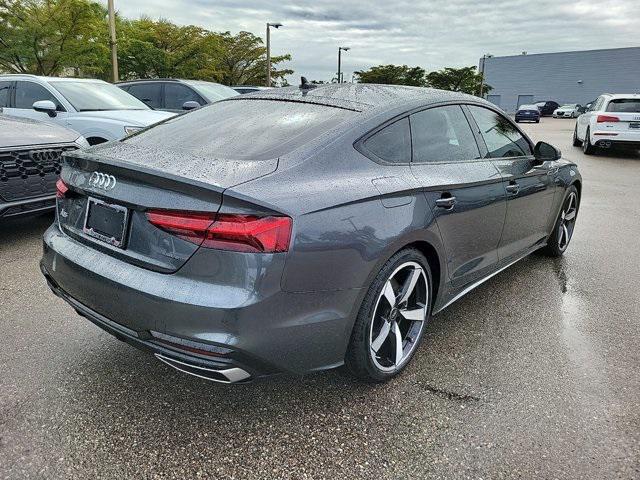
[597,115,619,123]
[145,210,292,253]
[55,178,69,198]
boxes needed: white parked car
[0,75,175,145]
[574,94,640,154]
[553,104,582,118]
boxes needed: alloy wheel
[369,261,428,372]
[558,192,578,251]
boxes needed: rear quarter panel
[230,140,446,296]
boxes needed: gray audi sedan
[41,83,581,383]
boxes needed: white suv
[0,75,176,145]
[574,93,640,154]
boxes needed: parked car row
[0,74,264,220]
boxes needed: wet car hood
[0,114,80,147]
[71,141,278,190]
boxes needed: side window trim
[461,104,489,159]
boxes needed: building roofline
[481,45,640,62]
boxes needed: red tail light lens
[55,178,69,198]
[597,115,619,123]
[146,210,292,253]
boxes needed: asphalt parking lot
[1,118,639,479]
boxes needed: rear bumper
[41,225,361,378]
[515,115,539,122]
[0,194,55,219]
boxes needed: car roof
[223,83,488,114]
[0,74,106,83]
[602,93,640,99]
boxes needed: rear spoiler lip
[61,149,286,216]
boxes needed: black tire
[572,125,582,146]
[541,185,579,257]
[345,248,432,382]
[515,119,520,123]
[535,120,540,123]
[582,127,596,155]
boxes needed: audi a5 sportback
[0,75,175,144]
[0,113,86,220]
[574,93,640,154]
[41,84,582,383]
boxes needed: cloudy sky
[110,0,640,83]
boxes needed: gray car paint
[40,84,582,379]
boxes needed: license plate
[83,197,129,248]
[629,122,640,129]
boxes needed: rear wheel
[582,127,596,154]
[542,186,579,257]
[346,249,432,382]
[572,125,582,146]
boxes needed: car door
[3,80,67,123]
[163,83,205,113]
[409,104,506,288]
[466,105,557,262]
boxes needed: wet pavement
[1,118,639,479]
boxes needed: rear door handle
[435,196,457,209]
[505,183,520,194]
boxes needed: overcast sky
[110,0,640,83]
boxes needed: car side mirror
[534,141,561,161]
[182,101,200,111]
[33,100,58,117]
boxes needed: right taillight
[597,115,619,123]
[55,178,69,198]
[146,210,292,253]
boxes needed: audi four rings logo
[88,172,117,190]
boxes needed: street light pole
[107,0,118,82]
[337,47,350,83]
[266,22,282,87]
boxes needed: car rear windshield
[519,105,538,110]
[125,99,356,160]
[606,99,640,113]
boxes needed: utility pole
[478,53,492,98]
[337,47,350,83]
[266,22,282,87]
[107,0,118,82]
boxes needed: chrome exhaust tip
[155,353,251,383]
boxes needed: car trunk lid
[56,145,278,273]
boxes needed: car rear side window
[468,105,532,158]
[410,105,480,163]
[363,117,411,163]
[126,99,356,160]
[126,83,162,109]
[14,81,62,110]
[0,81,11,107]
[606,99,640,113]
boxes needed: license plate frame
[83,197,129,248]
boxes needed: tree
[214,31,292,86]
[117,18,223,81]
[0,0,109,76]
[354,65,426,86]
[425,66,491,95]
